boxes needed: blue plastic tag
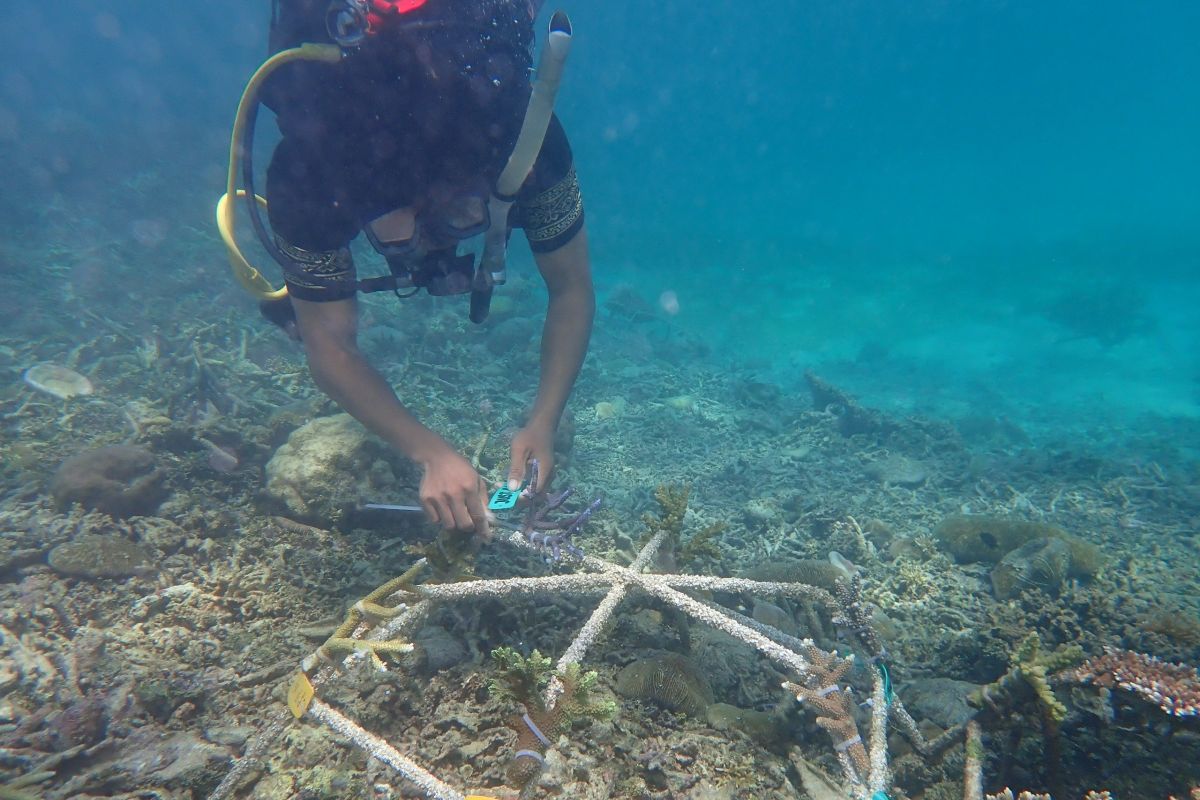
[488,486,521,511]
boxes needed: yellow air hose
[215,43,342,300]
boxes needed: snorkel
[471,10,573,323]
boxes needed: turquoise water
[562,1,1200,444]
[3,2,1197,443]
[2,2,1199,799]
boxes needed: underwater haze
[5,0,1198,443]
[562,0,1200,445]
[1,1,1199,799]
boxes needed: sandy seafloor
[1,189,1198,800]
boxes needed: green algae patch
[933,514,1105,578]
[738,558,846,590]
[48,534,153,579]
[706,702,783,745]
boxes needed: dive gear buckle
[326,0,371,48]
[326,0,433,48]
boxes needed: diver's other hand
[507,423,555,492]
[418,447,490,540]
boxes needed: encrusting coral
[933,514,1105,579]
[50,444,166,518]
[1060,647,1200,718]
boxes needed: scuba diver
[224,0,593,539]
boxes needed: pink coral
[1062,647,1200,718]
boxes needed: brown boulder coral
[51,445,168,518]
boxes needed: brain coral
[615,652,714,716]
[990,536,1072,600]
[933,514,1104,578]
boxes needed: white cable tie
[834,733,862,752]
[522,712,552,747]
[513,749,546,765]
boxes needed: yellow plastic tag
[287,672,315,719]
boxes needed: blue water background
[2,0,1197,451]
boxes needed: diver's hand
[507,423,555,492]
[418,447,491,540]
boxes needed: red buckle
[366,0,427,31]
[364,0,432,33]
[370,0,429,14]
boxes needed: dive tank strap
[357,274,414,296]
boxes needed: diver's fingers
[447,496,474,531]
[506,449,529,491]
[467,480,491,540]
[422,497,441,526]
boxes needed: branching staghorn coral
[301,559,426,671]
[833,572,886,659]
[967,633,1084,799]
[207,560,433,800]
[489,647,616,787]
[641,483,690,546]
[783,650,866,781]
[971,633,1083,725]
[491,459,601,562]
[637,483,728,569]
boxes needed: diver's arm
[531,227,594,428]
[290,296,442,458]
[507,228,595,490]
[291,296,490,536]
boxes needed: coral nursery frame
[211,526,904,800]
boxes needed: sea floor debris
[1,247,1198,798]
[244,524,902,800]
[21,363,93,400]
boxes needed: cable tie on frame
[834,734,862,753]
[521,713,552,747]
[514,749,546,765]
